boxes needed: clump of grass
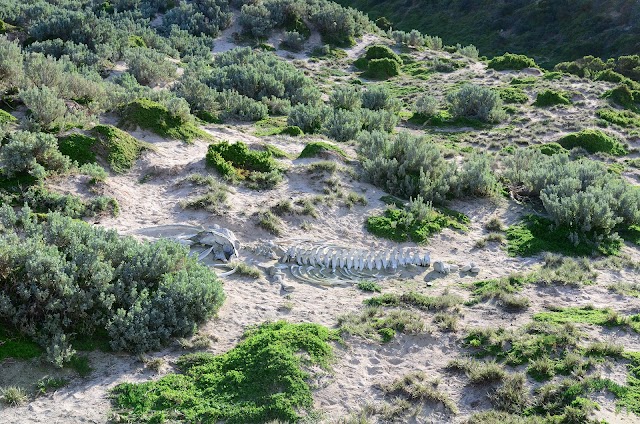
[179,174,230,214]
[178,334,214,350]
[433,312,460,332]
[68,354,92,377]
[365,291,463,311]
[474,232,506,248]
[379,371,458,413]
[307,160,338,174]
[0,386,29,407]
[144,357,165,372]
[583,341,624,358]
[499,87,529,104]
[338,307,425,342]
[468,273,533,311]
[485,216,506,232]
[119,98,210,142]
[256,210,284,235]
[298,141,347,159]
[111,321,339,423]
[536,254,597,286]
[345,191,367,209]
[447,358,506,384]
[231,261,262,279]
[356,281,381,293]
[91,124,151,173]
[490,373,529,413]
[532,305,631,329]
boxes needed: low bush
[92,125,149,173]
[57,133,98,165]
[0,206,225,366]
[322,109,361,142]
[533,90,571,107]
[298,141,347,159]
[124,47,177,86]
[499,87,529,104]
[361,85,399,111]
[414,94,439,117]
[119,98,209,142]
[329,85,361,110]
[23,186,119,218]
[557,129,626,155]
[596,108,640,127]
[363,58,401,79]
[287,103,328,133]
[447,84,505,123]
[488,53,537,71]
[112,321,338,423]
[533,142,567,156]
[366,196,466,243]
[0,131,71,179]
[206,141,281,185]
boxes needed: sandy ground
[1,31,640,424]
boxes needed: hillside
[0,0,640,423]
[335,0,640,67]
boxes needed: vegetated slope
[335,0,640,67]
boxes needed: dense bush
[503,149,640,241]
[533,89,571,107]
[364,45,402,63]
[287,103,328,133]
[0,131,71,179]
[216,89,268,121]
[364,58,401,79]
[57,133,98,165]
[162,0,232,37]
[112,321,337,423]
[596,108,640,127]
[358,131,454,203]
[606,84,640,112]
[238,3,273,39]
[329,85,361,110]
[488,53,537,71]
[124,47,177,86]
[206,140,280,180]
[557,129,627,155]
[206,48,320,105]
[20,86,67,129]
[447,84,505,123]
[453,153,501,197]
[310,1,371,46]
[322,109,361,142]
[499,87,529,104]
[280,31,306,52]
[23,186,119,218]
[0,37,23,92]
[360,109,399,133]
[367,196,466,242]
[414,94,439,117]
[298,141,347,159]
[0,206,225,365]
[361,85,398,111]
[119,98,208,141]
[91,124,148,173]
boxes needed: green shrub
[298,141,347,159]
[557,129,627,155]
[488,53,536,71]
[279,125,303,136]
[499,87,529,104]
[57,133,98,165]
[216,89,268,121]
[357,281,382,292]
[329,85,361,110]
[20,86,67,129]
[447,84,505,123]
[534,142,567,156]
[361,85,398,111]
[119,98,208,142]
[533,90,571,107]
[367,196,466,242]
[23,186,119,218]
[364,45,402,64]
[596,108,640,127]
[0,109,16,124]
[206,141,279,177]
[606,84,640,112]
[112,322,337,423]
[363,58,401,79]
[92,125,148,173]
[0,206,225,366]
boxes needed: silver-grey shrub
[20,86,67,129]
[414,93,439,117]
[447,84,505,123]
[358,131,455,203]
[322,109,361,142]
[361,85,399,111]
[0,206,225,366]
[504,148,640,237]
[453,152,500,197]
[329,85,361,110]
[287,103,328,133]
[124,47,177,86]
[0,131,71,179]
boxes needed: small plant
[231,261,262,279]
[356,281,382,293]
[557,129,627,155]
[36,376,67,395]
[68,354,92,377]
[298,141,347,159]
[256,210,284,235]
[144,357,165,372]
[488,53,537,71]
[533,89,571,107]
[433,312,459,332]
[485,217,506,232]
[0,386,29,407]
